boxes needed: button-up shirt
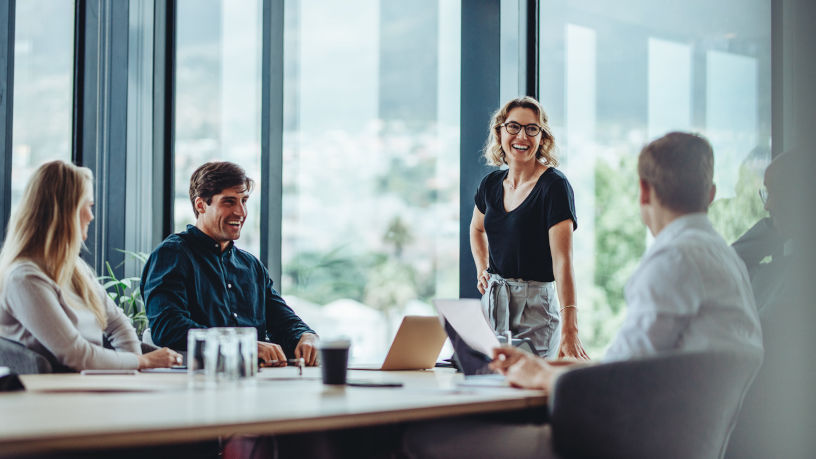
[604,214,763,361]
[141,225,315,354]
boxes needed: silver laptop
[348,316,447,371]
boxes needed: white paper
[433,299,500,357]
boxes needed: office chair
[0,337,53,374]
[549,350,761,459]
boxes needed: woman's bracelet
[560,305,578,313]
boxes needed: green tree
[282,247,369,304]
[709,160,768,243]
[588,154,645,352]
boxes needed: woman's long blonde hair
[0,160,106,327]
[483,96,558,167]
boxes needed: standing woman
[0,160,180,370]
[471,96,588,359]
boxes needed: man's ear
[639,179,651,205]
[194,197,208,216]
[708,184,716,205]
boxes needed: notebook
[348,315,448,371]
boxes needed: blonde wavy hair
[0,160,106,327]
[483,96,558,167]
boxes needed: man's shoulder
[145,233,194,268]
[151,233,190,254]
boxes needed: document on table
[433,299,500,357]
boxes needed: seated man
[732,150,803,317]
[492,131,763,388]
[401,132,763,459]
[141,161,318,365]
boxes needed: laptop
[432,299,535,386]
[348,315,448,371]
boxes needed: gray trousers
[481,273,561,358]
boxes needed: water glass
[235,327,258,379]
[188,327,257,388]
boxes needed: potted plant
[99,250,149,340]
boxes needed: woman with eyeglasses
[470,96,589,360]
[0,160,181,371]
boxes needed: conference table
[0,367,547,456]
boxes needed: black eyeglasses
[502,122,543,137]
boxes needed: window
[174,0,262,255]
[11,0,74,210]
[539,1,772,355]
[281,0,461,363]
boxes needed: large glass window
[174,0,262,255]
[539,1,772,355]
[11,0,75,209]
[282,0,461,363]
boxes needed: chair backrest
[549,350,761,459]
[0,337,53,374]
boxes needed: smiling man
[141,161,318,366]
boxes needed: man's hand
[257,341,286,366]
[294,333,319,366]
[489,346,556,391]
[558,329,590,360]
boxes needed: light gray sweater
[0,261,141,370]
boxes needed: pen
[259,358,304,366]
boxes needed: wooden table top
[0,367,547,456]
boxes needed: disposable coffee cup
[319,339,351,385]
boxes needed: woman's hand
[137,347,183,369]
[557,329,590,360]
[477,269,490,295]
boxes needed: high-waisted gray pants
[481,273,560,358]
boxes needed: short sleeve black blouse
[474,168,577,282]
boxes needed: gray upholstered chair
[548,350,761,459]
[0,337,53,374]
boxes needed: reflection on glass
[174,0,262,255]
[11,0,74,211]
[540,1,771,356]
[282,0,461,363]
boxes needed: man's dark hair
[189,162,255,217]
[638,132,714,213]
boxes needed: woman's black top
[475,168,577,282]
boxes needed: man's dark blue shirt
[141,225,314,355]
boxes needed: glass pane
[539,1,771,356]
[11,0,75,211]
[282,0,461,363]
[174,0,262,255]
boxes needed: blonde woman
[471,96,589,360]
[0,160,180,370]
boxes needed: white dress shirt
[604,213,763,361]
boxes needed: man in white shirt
[492,131,763,389]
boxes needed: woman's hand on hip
[477,269,490,295]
